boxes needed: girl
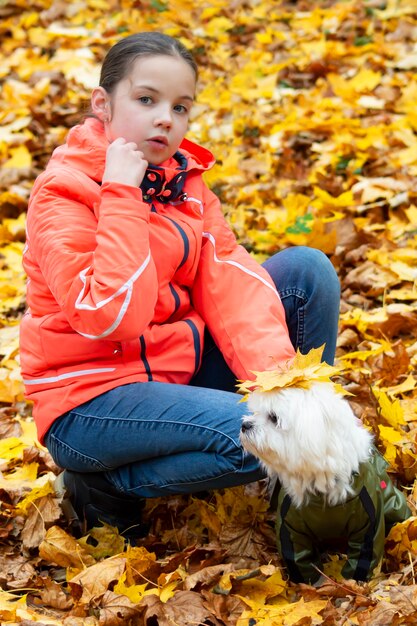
[20,32,340,538]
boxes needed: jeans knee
[304,248,340,301]
[264,246,340,301]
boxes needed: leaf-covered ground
[1,0,417,624]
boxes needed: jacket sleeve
[26,170,158,341]
[191,184,295,381]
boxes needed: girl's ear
[91,87,111,122]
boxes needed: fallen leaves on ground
[2,0,417,624]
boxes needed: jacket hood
[47,117,215,181]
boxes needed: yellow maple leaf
[237,346,346,398]
[217,568,260,595]
[378,424,403,468]
[396,143,417,166]
[313,187,354,207]
[204,16,234,38]
[3,462,38,483]
[78,523,126,559]
[4,145,32,169]
[0,437,26,461]
[0,590,28,623]
[339,341,388,364]
[405,205,417,223]
[16,480,55,514]
[373,389,406,428]
[236,596,327,626]
[17,417,39,447]
[159,580,180,603]
[377,374,417,396]
[349,68,382,93]
[113,571,148,604]
[322,554,347,581]
[385,517,417,565]
[238,571,287,605]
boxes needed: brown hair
[99,32,198,93]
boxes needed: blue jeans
[45,247,340,498]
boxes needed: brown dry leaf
[0,552,36,590]
[0,408,21,438]
[219,519,276,562]
[383,583,417,616]
[367,340,410,387]
[312,578,370,600]
[68,556,126,604]
[39,525,96,569]
[160,523,197,551]
[22,445,61,475]
[337,328,361,350]
[358,582,417,625]
[21,494,62,549]
[141,590,214,626]
[370,310,417,339]
[124,545,160,586]
[201,589,247,626]
[0,522,16,541]
[183,562,235,591]
[343,261,400,296]
[98,590,142,626]
[38,578,74,611]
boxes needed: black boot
[55,470,148,542]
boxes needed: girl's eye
[174,104,188,114]
[139,96,152,105]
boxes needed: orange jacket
[20,118,295,442]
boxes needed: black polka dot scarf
[140,151,188,204]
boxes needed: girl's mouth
[148,136,168,147]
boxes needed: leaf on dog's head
[237,345,347,399]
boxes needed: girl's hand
[102,137,148,188]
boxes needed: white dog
[240,382,372,508]
[240,381,410,583]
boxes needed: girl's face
[98,55,196,165]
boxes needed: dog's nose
[241,421,253,433]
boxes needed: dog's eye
[268,411,280,426]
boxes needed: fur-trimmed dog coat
[275,450,410,583]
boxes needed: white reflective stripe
[24,229,31,254]
[202,231,280,298]
[75,251,151,311]
[169,197,203,213]
[74,251,151,339]
[78,288,132,339]
[185,197,204,214]
[23,367,116,385]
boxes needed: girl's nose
[154,108,172,128]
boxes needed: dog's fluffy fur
[240,382,373,507]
